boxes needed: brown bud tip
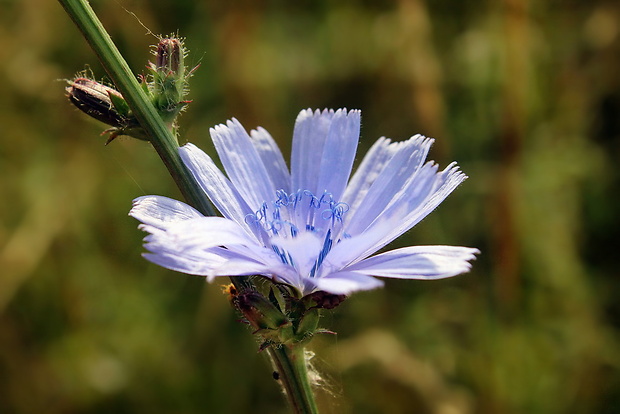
[156,38,181,72]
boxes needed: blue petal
[130,195,202,229]
[269,232,322,279]
[346,246,480,279]
[323,226,394,271]
[344,135,433,236]
[142,246,230,277]
[210,119,277,210]
[342,137,399,211]
[156,216,260,250]
[291,109,360,198]
[363,163,467,254]
[334,163,467,263]
[143,246,267,281]
[290,109,361,238]
[250,127,291,192]
[314,109,360,201]
[179,144,262,239]
[291,109,334,195]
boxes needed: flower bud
[66,77,148,143]
[150,37,189,115]
[66,77,126,128]
[156,38,182,73]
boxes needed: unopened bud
[66,78,126,128]
[66,77,147,143]
[150,36,189,115]
[156,38,182,73]
[65,34,196,142]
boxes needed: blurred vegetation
[1,0,619,413]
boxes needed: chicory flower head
[130,109,478,297]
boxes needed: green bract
[231,286,336,351]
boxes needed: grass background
[1,0,619,412]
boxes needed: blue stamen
[248,189,349,240]
[252,189,349,276]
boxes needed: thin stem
[267,345,319,414]
[58,0,214,217]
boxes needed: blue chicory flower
[130,109,479,296]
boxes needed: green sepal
[140,78,151,95]
[235,291,291,332]
[268,287,284,311]
[293,308,319,343]
[108,91,130,117]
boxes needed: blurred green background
[1,0,619,413]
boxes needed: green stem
[58,0,214,217]
[267,345,319,414]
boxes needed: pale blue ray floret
[130,109,479,297]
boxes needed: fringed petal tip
[409,134,434,147]
[296,108,360,123]
[208,117,242,136]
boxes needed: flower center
[245,189,349,238]
[245,189,350,277]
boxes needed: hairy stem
[267,345,319,414]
